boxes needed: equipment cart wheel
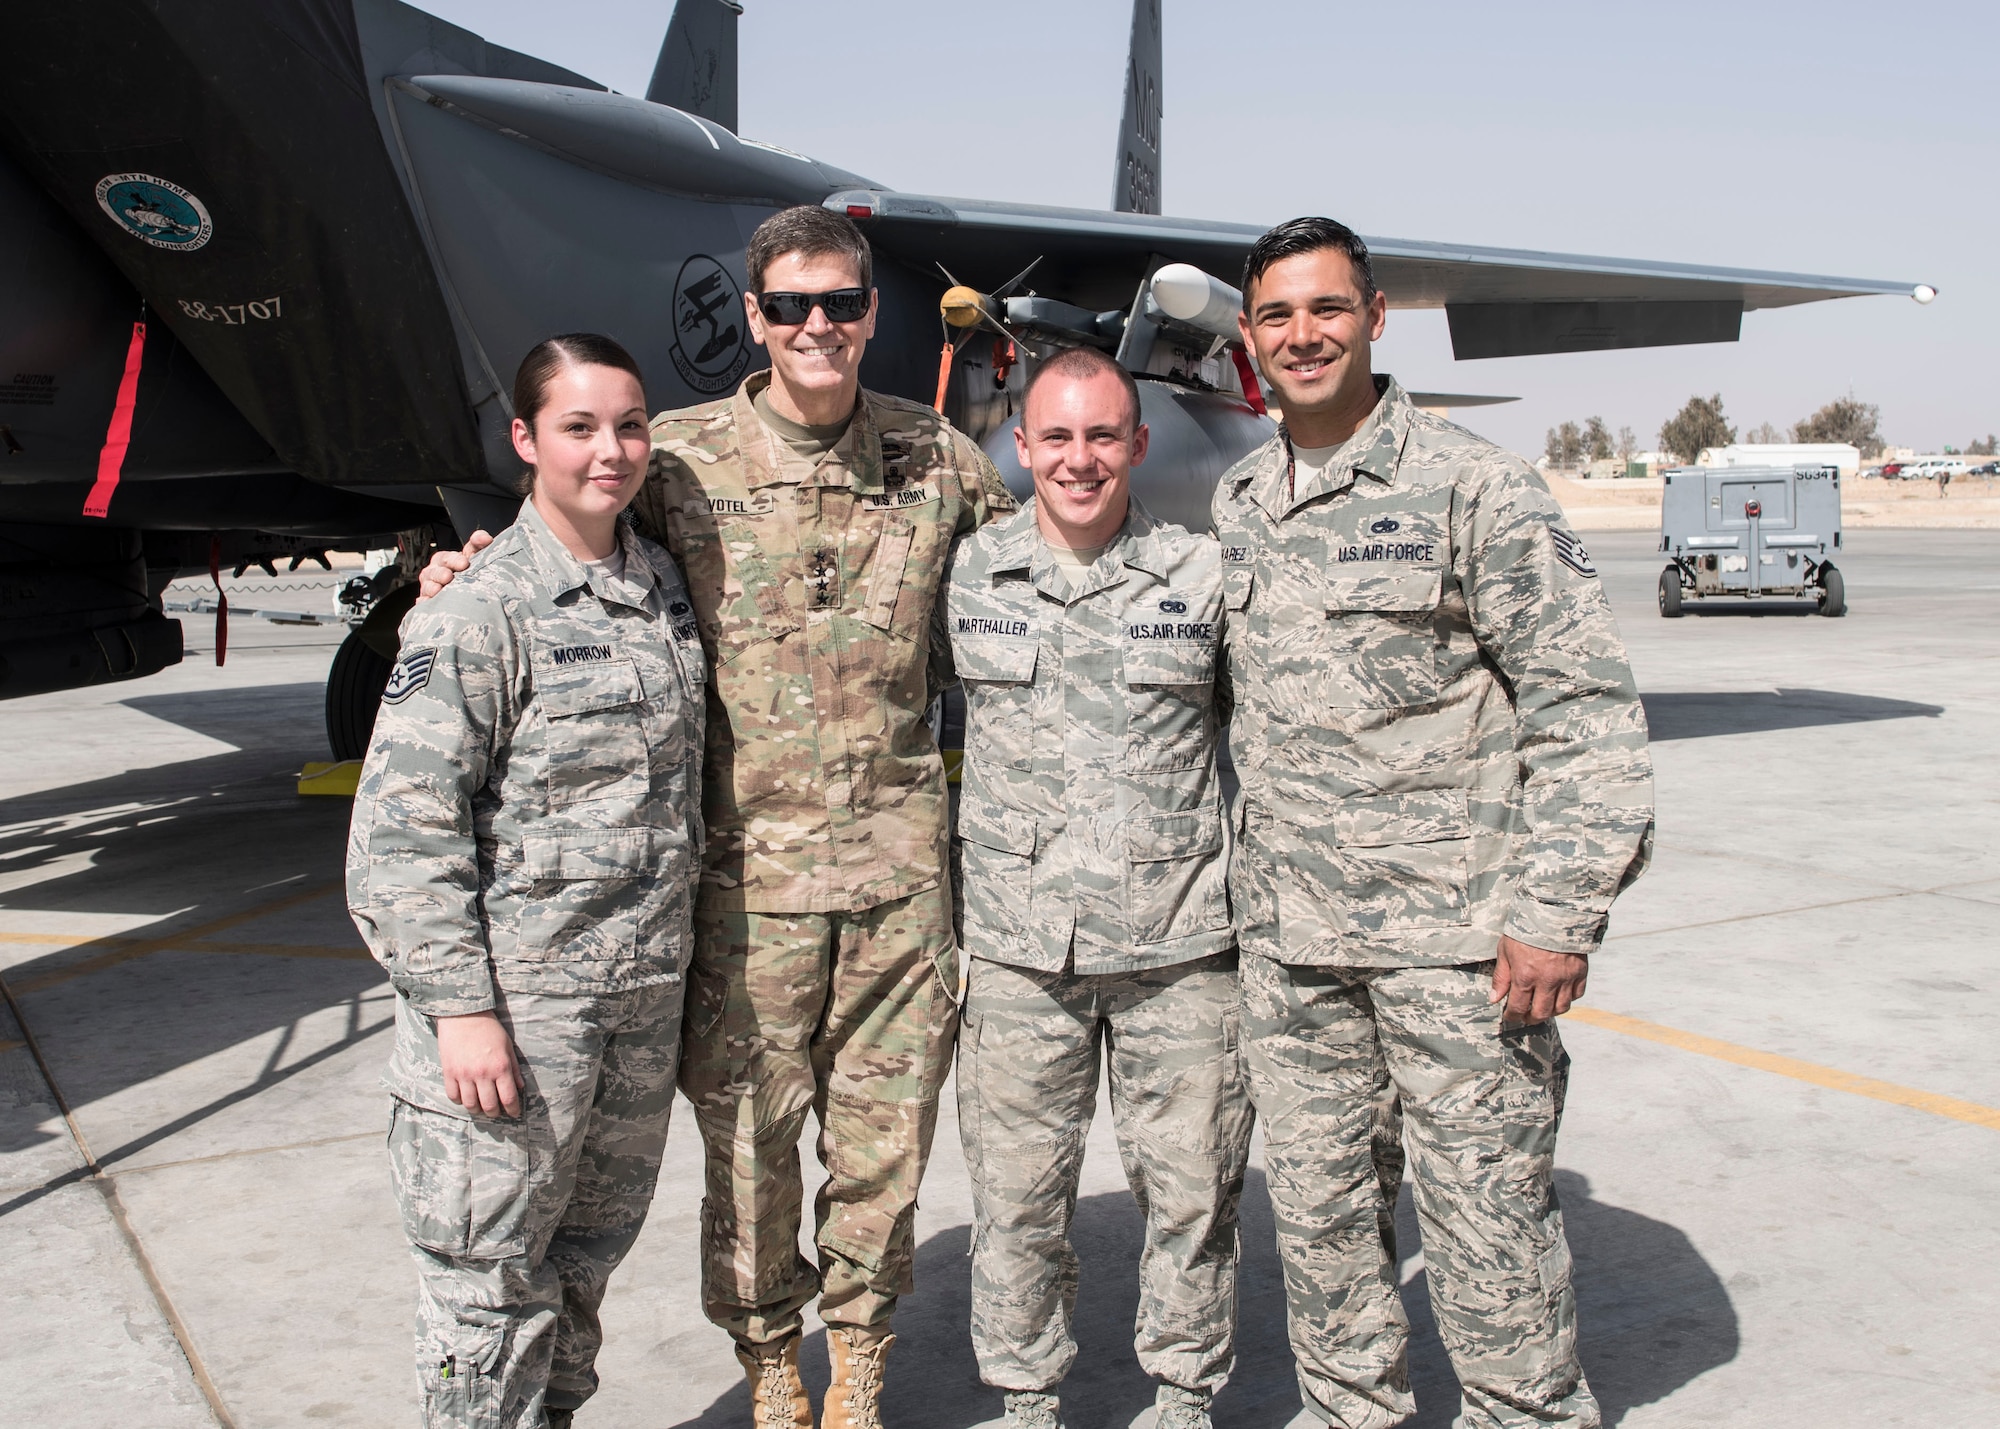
[1658,565,1684,618]
[1817,564,1846,618]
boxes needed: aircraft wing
[830,189,1929,360]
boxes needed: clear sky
[414,0,1996,459]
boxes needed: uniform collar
[988,497,1169,601]
[515,497,657,608]
[1234,374,1414,520]
[732,369,882,493]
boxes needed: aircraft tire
[1818,565,1846,618]
[326,628,394,762]
[1658,565,1684,618]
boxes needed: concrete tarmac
[1,536,1996,1428]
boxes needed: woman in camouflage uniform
[348,335,707,1429]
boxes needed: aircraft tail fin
[646,0,742,132]
[1110,0,1162,214]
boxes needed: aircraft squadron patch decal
[670,254,752,395]
[1551,525,1596,577]
[95,174,213,251]
[382,648,437,704]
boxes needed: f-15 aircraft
[0,0,1932,755]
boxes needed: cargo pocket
[1124,805,1228,944]
[683,954,729,1039]
[1320,569,1444,710]
[422,1320,508,1429]
[517,827,661,959]
[387,1098,533,1260]
[956,638,1039,771]
[1124,643,1215,773]
[931,940,964,1008]
[1328,789,1472,933]
[955,796,1035,939]
[540,657,650,807]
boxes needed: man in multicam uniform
[1217,218,1655,1429]
[428,206,1012,1428]
[640,208,1017,1429]
[943,347,1254,1429]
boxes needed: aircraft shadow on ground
[677,1167,1736,1429]
[1641,688,1943,742]
[0,680,378,1171]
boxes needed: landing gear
[324,581,418,760]
[1817,564,1845,618]
[1658,565,1684,618]
[325,630,392,761]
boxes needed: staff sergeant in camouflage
[352,337,705,1429]
[1217,219,1655,1429]
[422,206,1014,1429]
[943,348,1254,1429]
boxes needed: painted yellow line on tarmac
[1566,1005,2000,1132]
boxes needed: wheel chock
[298,760,362,796]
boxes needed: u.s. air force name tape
[382,648,437,704]
[1551,525,1596,577]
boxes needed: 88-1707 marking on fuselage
[177,296,284,325]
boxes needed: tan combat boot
[821,1327,895,1429]
[734,1337,812,1429]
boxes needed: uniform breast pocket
[540,658,649,808]
[1124,644,1215,773]
[955,637,1038,771]
[517,826,676,960]
[1321,568,1444,710]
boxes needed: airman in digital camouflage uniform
[942,348,1254,1429]
[351,338,705,1429]
[1217,220,1655,1429]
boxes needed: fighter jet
[0,0,1933,756]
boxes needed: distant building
[1698,442,1861,478]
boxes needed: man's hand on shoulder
[419,530,492,600]
[1490,934,1588,1026]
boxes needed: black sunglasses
[754,288,870,325]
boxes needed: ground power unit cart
[1658,464,1845,617]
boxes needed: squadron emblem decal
[670,254,752,395]
[381,648,437,704]
[95,174,213,251]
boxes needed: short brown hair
[1241,216,1377,308]
[745,205,872,293]
[512,332,644,432]
[1021,346,1142,434]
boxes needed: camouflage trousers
[1239,956,1596,1429]
[384,980,684,1429]
[958,953,1255,1395]
[680,886,960,1347]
